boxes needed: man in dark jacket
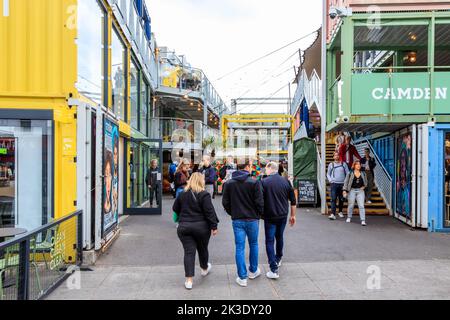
[199,155,216,198]
[222,159,264,287]
[261,162,297,280]
[145,159,160,207]
[360,148,376,203]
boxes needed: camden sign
[352,72,450,115]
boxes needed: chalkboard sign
[297,179,317,206]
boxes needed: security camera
[329,6,353,20]
[329,7,338,19]
[342,116,350,123]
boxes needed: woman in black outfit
[173,172,219,290]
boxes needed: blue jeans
[176,187,184,198]
[232,219,259,280]
[330,183,344,215]
[348,188,366,221]
[264,220,287,273]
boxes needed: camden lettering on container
[372,87,448,100]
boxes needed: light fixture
[403,51,417,64]
[408,32,417,41]
[190,102,194,106]
[183,94,189,99]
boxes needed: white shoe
[201,263,212,276]
[236,277,248,287]
[361,221,367,226]
[277,259,282,268]
[248,268,261,279]
[328,214,336,220]
[184,281,193,290]
[338,212,345,218]
[266,271,280,279]
[367,200,372,204]
[346,218,351,223]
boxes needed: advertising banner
[396,131,412,218]
[102,117,119,235]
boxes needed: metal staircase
[325,144,390,216]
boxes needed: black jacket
[145,167,159,187]
[222,170,264,220]
[172,190,219,230]
[261,174,297,223]
[360,157,376,173]
[199,165,216,185]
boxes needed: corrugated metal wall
[0,0,77,103]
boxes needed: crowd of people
[328,132,376,226]
[171,156,296,290]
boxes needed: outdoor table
[0,227,27,289]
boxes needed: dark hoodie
[222,170,264,220]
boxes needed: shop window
[435,23,450,72]
[76,0,105,105]
[0,120,52,231]
[140,78,149,135]
[112,27,126,121]
[130,59,139,129]
[444,133,450,228]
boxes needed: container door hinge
[74,157,77,163]
[74,200,77,206]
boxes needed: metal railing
[354,139,392,213]
[316,144,325,205]
[0,210,83,300]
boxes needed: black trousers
[149,185,159,205]
[177,221,211,277]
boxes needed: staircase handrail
[354,138,392,213]
[316,144,325,205]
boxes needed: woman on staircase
[343,160,368,226]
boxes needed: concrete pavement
[47,195,450,300]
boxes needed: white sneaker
[338,212,345,218]
[236,277,248,287]
[328,214,336,220]
[266,271,280,279]
[361,221,367,226]
[346,218,351,223]
[184,281,193,290]
[277,259,282,268]
[248,268,261,279]
[201,263,212,276]
[367,200,372,204]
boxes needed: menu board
[297,180,317,205]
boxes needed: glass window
[444,133,450,228]
[130,59,139,129]
[435,23,450,71]
[112,27,126,121]
[76,0,105,105]
[0,120,53,230]
[140,78,148,135]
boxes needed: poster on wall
[102,117,120,235]
[396,132,412,218]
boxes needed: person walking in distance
[326,152,349,220]
[361,148,376,204]
[339,135,361,169]
[199,155,217,199]
[343,160,368,226]
[145,159,160,208]
[175,158,190,198]
[173,173,219,290]
[261,162,297,279]
[335,131,345,152]
[222,159,264,287]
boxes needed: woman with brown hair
[343,160,368,226]
[174,158,191,198]
[173,172,219,290]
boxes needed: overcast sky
[145,0,322,113]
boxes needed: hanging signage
[102,117,120,236]
[352,72,450,115]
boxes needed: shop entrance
[125,139,162,215]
